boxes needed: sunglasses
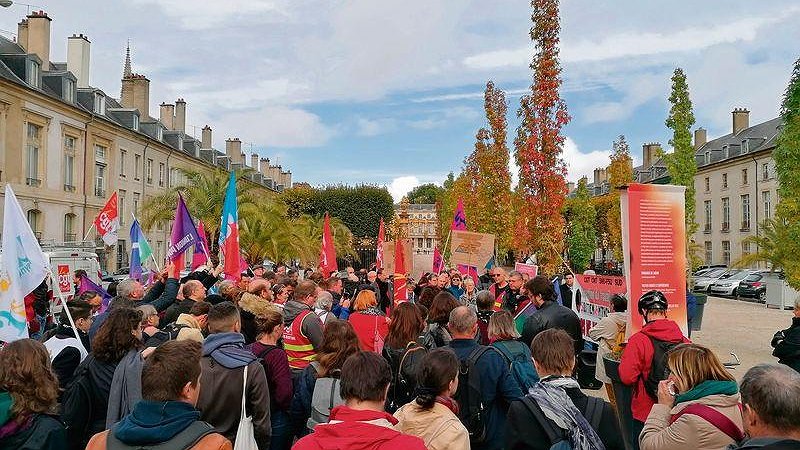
[492,274,502,278]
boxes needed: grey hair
[740,363,800,432]
[475,290,495,310]
[508,271,522,279]
[117,279,140,299]
[136,304,157,324]
[315,291,334,311]
[182,280,203,299]
[448,306,477,334]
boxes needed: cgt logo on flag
[57,265,71,294]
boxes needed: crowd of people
[1,263,799,450]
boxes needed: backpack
[144,323,188,348]
[520,395,604,450]
[492,340,539,392]
[61,356,96,450]
[645,336,682,400]
[454,346,492,445]
[307,361,344,430]
[384,342,424,413]
[105,420,215,450]
[608,323,626,355]
[420,323,449,349]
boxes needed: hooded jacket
[283,300,324,351]
[239,292,280,344]
[520,300,584,354]
[85,400,230,450]
[292,405,426,450]
[175,313,206,342]
[619,319,691,422]
[588,311,627,384]
[394,401,470,450]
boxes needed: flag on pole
[219,172,241,281]
[167,194,201,264]
[393,238,407,307]
[93,192,119,246]
[319,213,338,278]
[553,276,563,306]
[432,246,444,274]
[451,198,467,231]
[458,265,479,285]
[77,274,113,313]
[191,220,210,271]
[129,218,152,281]
[0,185,49,342]
[376,218,385,270]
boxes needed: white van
[46,250,101,301]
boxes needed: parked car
[693,265,727,276]
[738,271,770,302]
[692,268,729,292]
[708,270,752,297]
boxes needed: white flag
[0,184,49,343]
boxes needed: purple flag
[166,194,200,262]
[451,198,467,231]
[78,275,113,313]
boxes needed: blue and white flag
[130,218,152,281]
[0,185,49,343]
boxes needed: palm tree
[239,200,316,265]
[294,214,358,266]
[732,218,790,271]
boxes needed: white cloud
[387,176,422,203]
[130,0,289,30]
[205,106,336,148]
[562,137,611,184]
[355,117,397,137]
[580,72,667,124]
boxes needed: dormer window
[741,139,749,153]
[93,92,106,115]
[722,145,729,159]
[27,60,40,88]
[132,114,139,131]
[63,79,75,103]
[704,151,710,164]
[156,127,163,141]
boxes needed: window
[134,154,141,180]
[704,242,713,265]
[119,190,126,225]
[722,197,730,231]
[723,146,729,159]
[95,164,106,197]
[742,140,749,153]
[722,173,728,189]
[119,149,126,177]
[146,159,153,184]
[742,168,748,185]
[722,241,731,266]
[742,241,751,258]
[132,114,139,131]
[158,163,165,187]
[27,60,40,88]
[63,136,76,191]
[704,177,710,192]
[133,192,140,215]
[26,123,41,186]
[704,151,710,164]
[763,191,772,220]
[117,239,128,268]
[95,144,106,161]
[426,238,432,248]
[63,79,75,103]
[26,210,41,239]
[156,127,163,141]
[741,194,751,230]
[762,162,769,180]
[704,200,712,232]
[93,92,106,115]
[64,214,76,242]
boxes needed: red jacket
[619,319,690,422]
[348,311,390,353]
[293,405,426,450]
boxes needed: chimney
[225,138,242,165]
[174,98,186,133]
[17,19,29,51]
[567,181,575,192]
[67,34,91,88]
[250,153,259,170]
[120,74,150,118]
[25,11,52,67]
[159,103,174,129]
[642,142,661,168]
[694,128,707,150]
[201,125,212,149]
[732,108,749,134]
[593,168,601,186]
[259,158,269,175]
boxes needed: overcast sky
[2,1,797,200]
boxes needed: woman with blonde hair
[640,343,744,450]
[348,288,389,353]
[489,310,538,390]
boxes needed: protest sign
[382,239,412,275]
[450,230,494,269]
[576,274,627,342]
[514,262,538,278]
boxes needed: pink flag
[433,246,444,274]
[191,221,210,271]
[451,198,467,231]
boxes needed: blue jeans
[270,410,291,450]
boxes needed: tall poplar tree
[564,178,596,272]
[607,135,634,259]
[514,0,570,275]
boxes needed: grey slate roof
[695,117,781,167]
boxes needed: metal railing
[64,184,76,192]
[26,177,41,187]
[95,187,105,197]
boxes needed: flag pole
[48,271,87,355]
[82,222,96,242]
[439,229,452,275]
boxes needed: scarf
[675,380,739,404]
[203,332,256,369]
[0,414,32,439]
[106,349,144,428]
[527,376,606,450]
[435,396,459,416]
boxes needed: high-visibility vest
[283,309,317,370]
[490,283,508,311]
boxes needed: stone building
[0,11,291,271]
[393,199,438,255]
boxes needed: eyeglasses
[492,274,502,278]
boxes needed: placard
[381,239,412,275]
[514,262,538,278]
[576,274,627,342]
[450,230,495,269]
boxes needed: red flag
[319,213,338,278]
[376,218,385,270]
[219,172,240,281]
[433,246,444,274]
[393,239,407,307]
[93,192,119,246]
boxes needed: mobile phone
[667,381,677,396]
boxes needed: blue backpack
[492,340,540,392]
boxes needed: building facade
[393,199,438,255]
[0,11,292,271]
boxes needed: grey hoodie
[283,300,324,352]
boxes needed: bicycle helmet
[637,290,668,317]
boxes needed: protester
[85,340,231,450]
[771,296,800,373]
[239,280,279,344]
[460,277,478,308]
[640,343,743,450]
[489,310,539,390]
[489,268,512,311]
[290,320,360,437]
[588,293,628,408]
[136,304,160,344]
[314,291,336,325]
[376,269,391,313]
[505,329,623,450]
[163,280,206,325]
[732,364,800,449]
[505,271,527,312]
[172,301,212,342]
[283,281,325,373]
[0,339,66,450]
[448,306,522,450]
[271,283,291,308]
[62,307,144,449]
[249,308,293,450]
[619,290,690,450]
[382,302,427,413]
[437,272,451,290]
[324,276,351,320]
[78,290,103,315]
[43,300,92,393]
[394,348,470,449]
[196,302,271,449]
[292,351,427,450]
[560,273,581,310]
[448,273,465,299]
[520,276,583,354]
[422,291,458,349]
[475,290,495,345]
[348,289,390,353]
[87,279,140,340]
[418,285,441,310]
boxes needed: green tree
[563,178,596,272]
[774,56,800,287]
[407,184,444,204]
[663,68,697,269]
[732,219,791,274]
[606,134,634,259]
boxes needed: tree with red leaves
[513,0,571,274]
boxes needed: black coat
[0,414,67,450]
[521,301,583,354]
[559,283,581,309]
[505,387,624,450]
[772,317,800,374]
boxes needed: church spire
[123,39,132,78]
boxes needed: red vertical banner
[376,218,385,270]
[319,213,338,278]
[393,238,407,307]
[621,183,688,336]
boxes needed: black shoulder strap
[520,396,564,445]
[492,341,514,365]
[584,396,604,431]
[255,344,278,360]
[106,421,215,450]
[467,345,492,367]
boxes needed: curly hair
[92,307,143,363]
[317,320,360,378]
[385,302,425,349]
[0,339,59,418]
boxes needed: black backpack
[454,346,492,445]
[144,323,188,348]
[384,343,424,413]
[61,356,95,450]
[645,336,682,399]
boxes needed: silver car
[708,270,752,296]
[692,268,729,292]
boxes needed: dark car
[738,272,767,302]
